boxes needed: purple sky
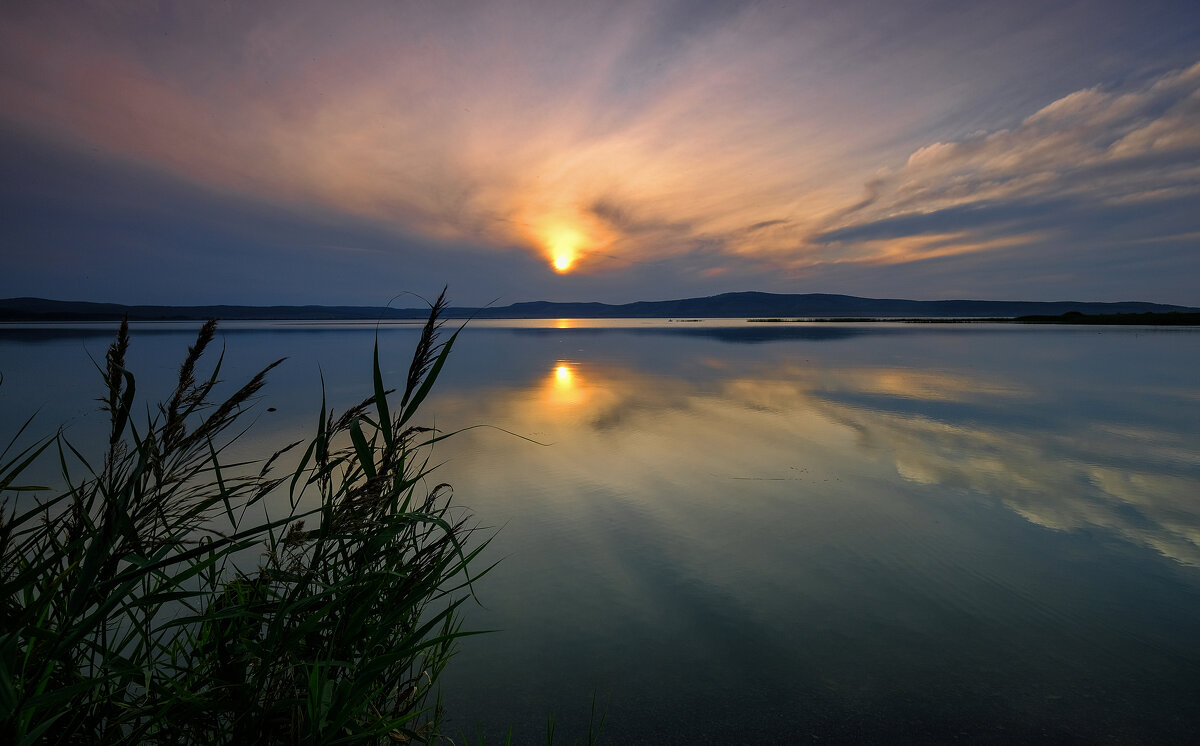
[2,0,1199,306]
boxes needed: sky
[2,0,1200,307]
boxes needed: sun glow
[545,225,584,273]
[544,361,587,407]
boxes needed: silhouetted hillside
[2,293,1196,322]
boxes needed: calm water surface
[3,320,1199,743]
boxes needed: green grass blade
[401,327,459,425]
[349,417,377,480]
[373,336,394,452]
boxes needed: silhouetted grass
[1,292,490,744]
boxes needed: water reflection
[547,362,581,407]
[436,349,1200,568]
[424,329,1200,742]
[772,364,1200,567]
[6,323,1200,742]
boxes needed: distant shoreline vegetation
[748,312,1200,325]
[747,317,1011,323]
[748,313,1200,325]
[1014,311,1200,325]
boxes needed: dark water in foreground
[3,320,1199,743]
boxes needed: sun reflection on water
[545,361,586,407]
[442,351,1200,568]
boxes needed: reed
[0,292,489,744]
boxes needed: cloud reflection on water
[434,350,1200,566]
[6,324,1199,741]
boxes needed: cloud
[812,62,1200,269]
[1,1,1199,302]
[0,1,857,274]
[0,1,1043,277]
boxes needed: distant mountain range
[2,293,1197,322]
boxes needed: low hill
[2,293,1197,322]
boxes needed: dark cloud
[814,201,1068,245]
[587,197,693,237]
[743,219,789,234]
[0,129,545,305]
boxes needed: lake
[3,319,1199,743]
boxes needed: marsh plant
[0,293,489,744]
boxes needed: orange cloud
[0,2,869,275]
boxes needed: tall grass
[0,292,489,744]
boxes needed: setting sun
[545,225,584,273]
[522,206,618,275]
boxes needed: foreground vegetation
[1,293,489,744]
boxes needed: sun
[544,224,585,273]
[526,209,614,274]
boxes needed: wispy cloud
[0,2,857,269]
[812,62,1200,267]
